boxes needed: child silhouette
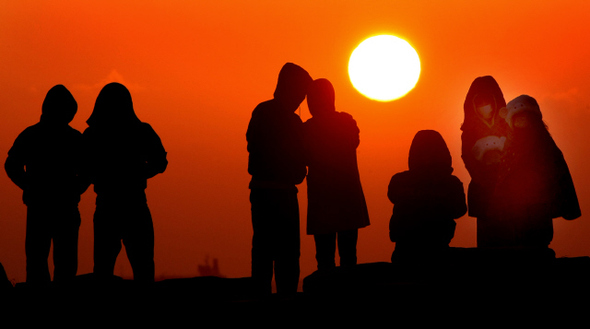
[388,130,467,262]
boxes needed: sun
[348,35,421,102]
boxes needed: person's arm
[144,124,168,179]
[5,155,27,191]
[5,132,29,191]
[448,176,468,219]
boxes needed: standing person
[303,78,370,271]
[246,63,312,297]
[388,130,467,262]
[460,76,509,248]
[5,85,88,284]
[491,95,580,248]
[82,82,167,283]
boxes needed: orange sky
[1,1,589,286]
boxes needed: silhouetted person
[5,85,88,284]
[303,78,370,271]
[81,82,167,283]
[388,130,467,262]
[461,76,509,248]
[490,95,580,248]
[246,63,312,296]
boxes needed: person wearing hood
[81,82,167,283]
[246,63,312,296]
[388,130,467,262]
[460,76,509,248]
[490,95,580,249]
[303,78,370,271]
[5,84,88,284]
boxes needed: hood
[87,82,141,127]
[273,63,312,111]
[307,78,336,117]
[408,130,453,175]
[461,76,506,130]
[40,85,77,125]
[503,94,543,129]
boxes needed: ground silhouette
[2,248,590,322]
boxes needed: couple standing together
[6,83,168,284]
[246,63,370,296]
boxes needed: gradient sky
[1,1,589,286]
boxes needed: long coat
[461,76,508,218]
[303,111,370,235]
[489,95,581,247]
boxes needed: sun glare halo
[348,35,421,102]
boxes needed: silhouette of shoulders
[5,84,84,205]
[388,130,466,253]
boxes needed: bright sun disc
[348,35,421,102]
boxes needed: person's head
[307,78,336,117]
[473,93,495,120]
[462,76,506,130]
[408,130,453,175]
[273,63,312,112]
[501,94,543,130]
[87,82,140,127]
[40,85,77,125]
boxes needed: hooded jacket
[81,83,167,201]
[303,78,370,234]
[461,76,509,217]
[480,95,581,248]
[496,95,581,222]
[5,85,86,206]
[246,63,312,189]
[388,130,467,250]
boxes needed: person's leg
[52,206,81,282]
[273,189,300,296]
[314,233,336,270]
[337,229,358,267]
[93,204,122,279]
[250,189,275,296]
[25,206,52,284]
[123,203,155,283]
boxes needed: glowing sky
[1,1,589,286]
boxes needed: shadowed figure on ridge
[246,63,312,296]
[388,130,467,262]
[5,85,89,284]
[488,95,581,249]
[81,83,167,283]
[460,76,509,248]
[303,78,370,271]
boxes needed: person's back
[82,122,166,200]
[82,82,167,282]
[9,121,83,205]
[246,63,311,297]
[247,99,306,188]
[247,63,311,190]
[388,130,466,259]
[5,84,86,283]
[388,171,464,250]
[491,95,580,248]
